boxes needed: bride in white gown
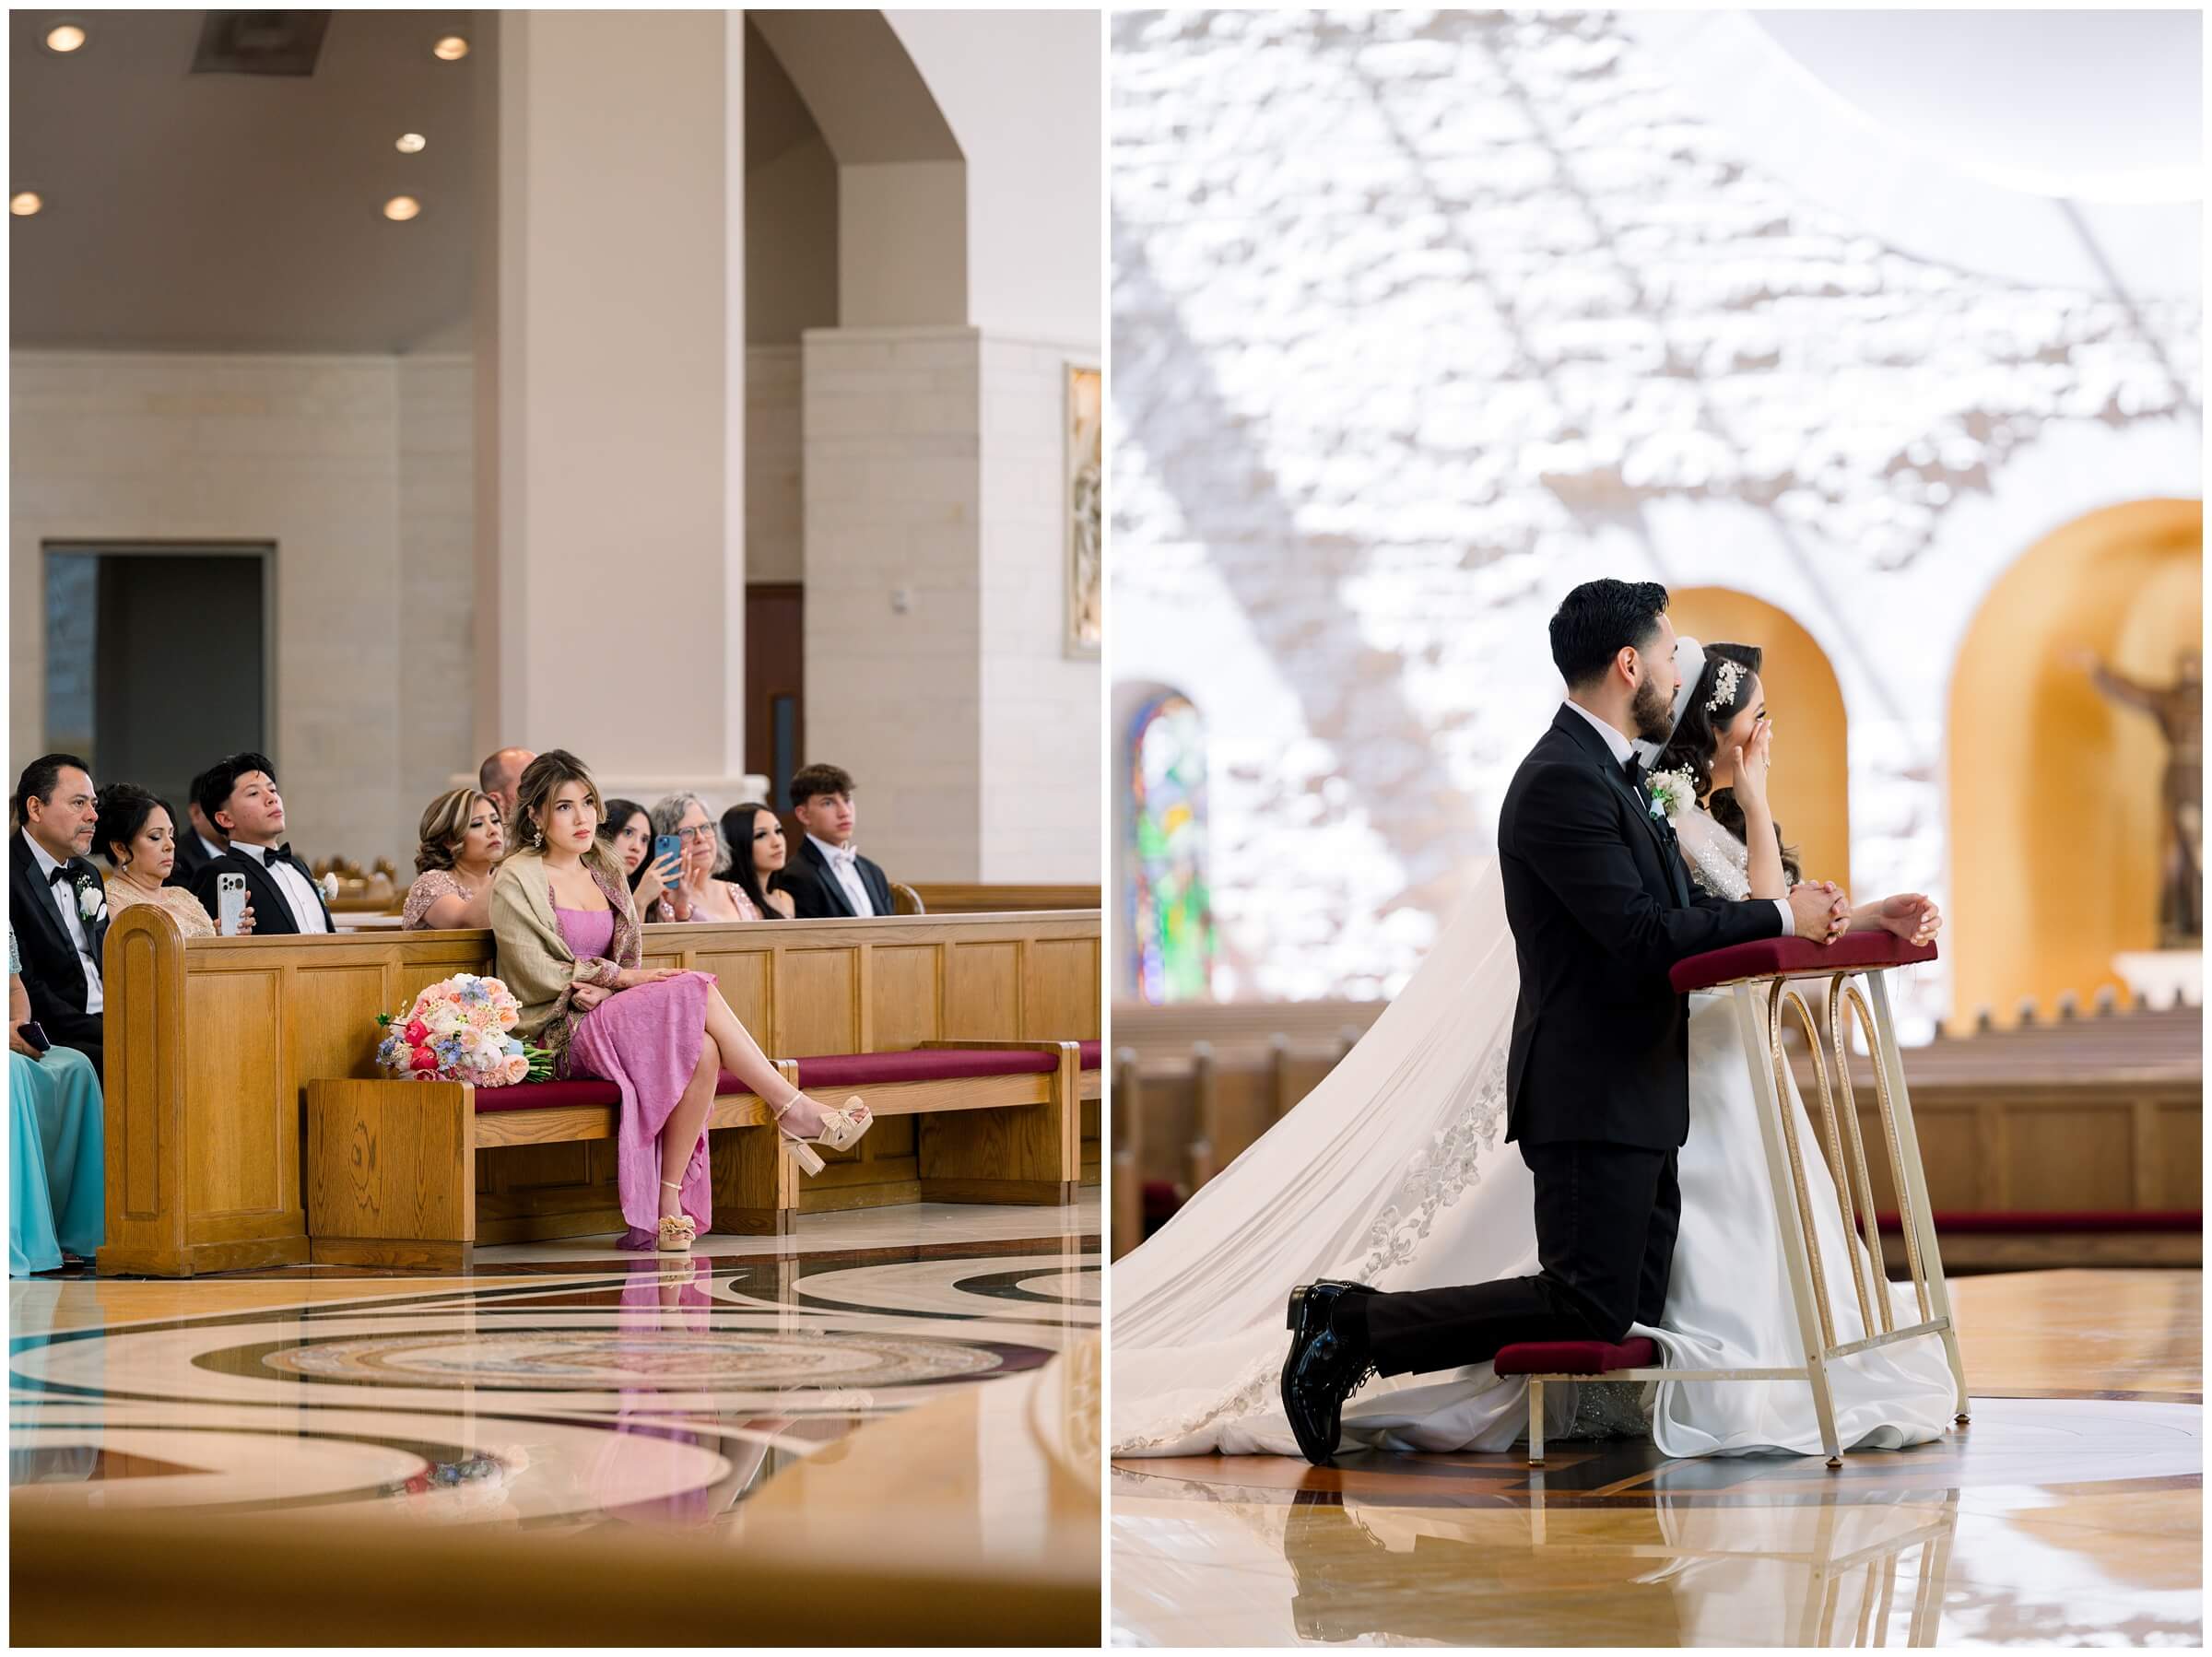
[1112,638,1959,1461]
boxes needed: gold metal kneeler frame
[1525,959,1971,1470]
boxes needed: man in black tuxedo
[187,753,334,937]
[1279,580,1851,1464]
[164,771,229,889]
[772,763,894,919]
[9,754,109,1076]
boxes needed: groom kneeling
[1280,580,1850,1465]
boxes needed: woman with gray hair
[647,793,755,922]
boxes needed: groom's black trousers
[1355,1141,1680,1377]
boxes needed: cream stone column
[473,11,763,816]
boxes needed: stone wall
[1110,9,2202,1031]
[10,350,474,870]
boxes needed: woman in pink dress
[491,751,872,1252]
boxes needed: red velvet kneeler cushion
[1671,932,1937,995]
[1492,1336,1659,1377]
[791,1049,1057,1088]
[471,1077,620,1114]
[1077,1040,1101,1070]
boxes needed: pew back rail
[101,906,1101,1276]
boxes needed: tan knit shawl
[489,847,641,1070]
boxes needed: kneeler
[1495,933,1971,1469]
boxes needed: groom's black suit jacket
[1499,705,1783,1152]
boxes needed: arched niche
[1947,499,2202,1030]
[1114,681,1216,1004]
[1670,588,1853,899]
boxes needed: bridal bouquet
[375,974,551,1087]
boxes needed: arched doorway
[1947,499,2203,1029]
[1670,589,1853,899]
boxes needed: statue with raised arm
[2075,647,2202,946]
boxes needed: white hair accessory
[1705,657,1745,716]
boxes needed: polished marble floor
[12,1199,1100,1552]
[1112,1269,2202,1647]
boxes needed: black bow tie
[47,864,74,887]
[265,843,300,869]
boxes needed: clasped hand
[1787,880,1850,946]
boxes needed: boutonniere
[75,876,107,923]
[320,871,340,902]
[1643,767,1696,822]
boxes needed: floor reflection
[10,1201,1100,1537]
[1110,1269,2203,1647]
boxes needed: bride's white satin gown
[1111,804,1958,1460]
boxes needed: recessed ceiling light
[395,133,427,154]
[431,34,468,61]
[10,192,43,217]
[44,24,86,53]
[382,195,421,222]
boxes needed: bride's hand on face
[1729,720,1773,811]
[1878,893,1941,946]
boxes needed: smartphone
[653,834,683,878]
[16,1021,49,1054]
[217,872,248,937]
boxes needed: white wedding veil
[1110,635,1708,1457]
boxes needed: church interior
[1110,9,2201,1645]
[8,9,1101,1639]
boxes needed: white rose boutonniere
[76,879,107,923]
[320,872,341,903]
[1643,767,1696,822]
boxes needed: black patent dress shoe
[1279,1280,1379,1467]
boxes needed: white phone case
[217,874,248,937]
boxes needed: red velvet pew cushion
[470,1047,1063,1113]
[1671,932,1937,995]
[1078,1040,1101,1070]
[471,1077,620,1114]
[1492,1336,1659,1377]
[793,1048,1056,1087]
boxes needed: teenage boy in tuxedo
[188,753,334,936]
[772,764,894,919]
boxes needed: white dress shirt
[806,834,876,918]
[22,830,103,1011]
[232,841,331,934]
[1560,699,1789,938]
[195,830,227,863]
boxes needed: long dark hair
[512,750,627,890]
[1654,641,1803,884]
[718,802,783,921]
[94,782,168,869]
[596,798,652,892]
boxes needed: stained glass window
[1129,692,1215,1003]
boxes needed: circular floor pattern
[257,1328,1010,1392]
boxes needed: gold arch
[1947,499,2203,1031]
[1671,588,1852,898]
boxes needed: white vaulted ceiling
[10,8,475,352]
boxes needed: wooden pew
[908,883,1103,915]
[1115,995,2202,1270]
[100,907,1101,1277]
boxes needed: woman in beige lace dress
[97,784,254,936]
[403,789,506,931]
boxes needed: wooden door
[746,583,804,811]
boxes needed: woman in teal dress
[10,923,104,1275]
